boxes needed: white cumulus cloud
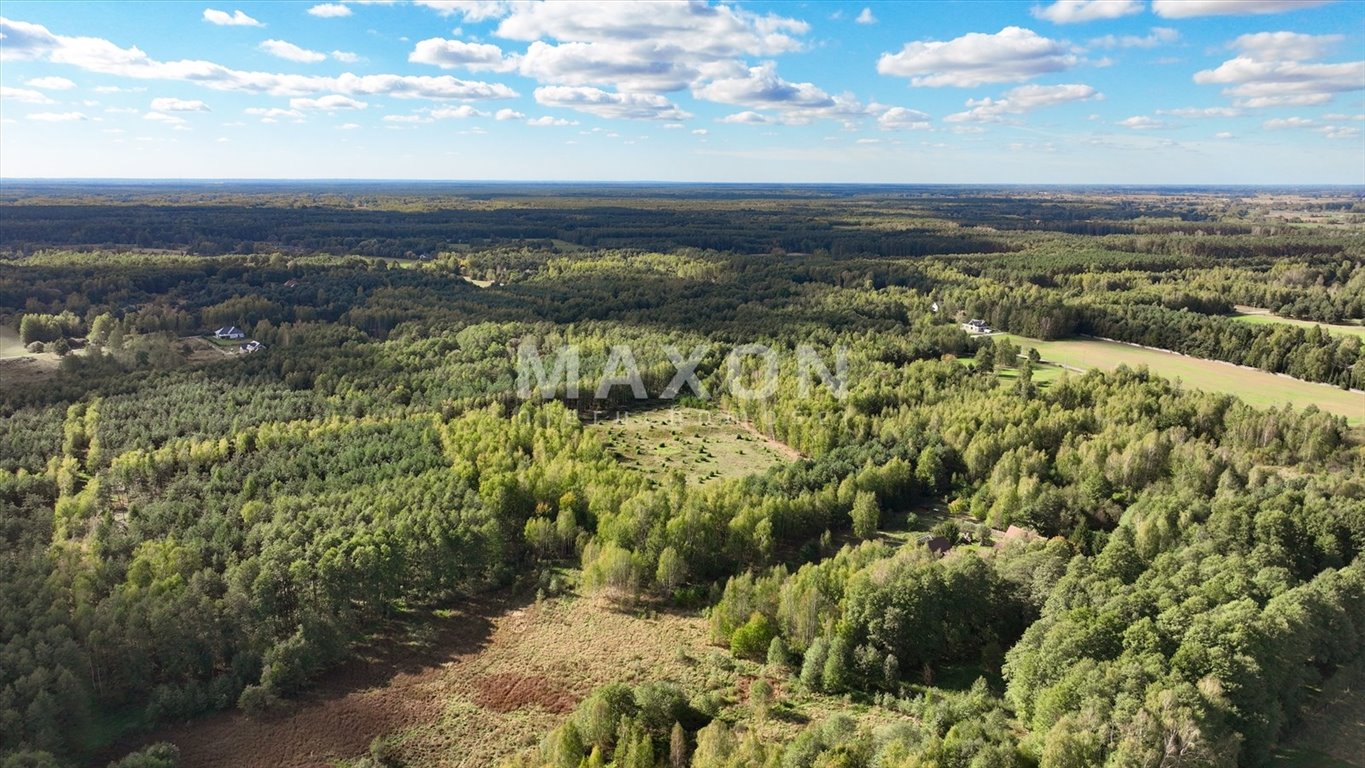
[1,86,55,104]
[203,8,263,27]
[946,83,1100,123]
[877,106,931,130]
[693,63,834,109]
[430,104,486,118]
[245,106,304,120]
[494,107,525,120]
[1318,125,1360,139]
[527,115,577,126]
[1090,27,1179,49]
[718,111,771,125]
[290,94,367,110]
[1194,32,1363,108]
[409,38,509,71]
[25,75,75,90]
[150,97,209,111]
[0,19,518,102]
[1032,0,1143,24]
[1153,0,1336,18]
[1118,115,1166,129]
[307,4,352,18]
[856,8,877,24]
[1263,116,1314,128]
[260,39,327,63]
[414,1,512,21]
[534,85,691,120]
[1230,31,1342,62]
[878,27,1077,87]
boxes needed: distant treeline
[0,203,1010,258]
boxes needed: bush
[106,743,180,768]
[634,681,691,735]
[729,613,777,660]
[766,636,790,671]
[24,342,44,353]
[1,753,62,768]
[236,684,280,716]
[369,735,405,767]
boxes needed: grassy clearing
[1232,306,1365,341]
[0,325,65,386]
[592,405,797,485]
[130,575,921,768]
[0,325,27,357]
[999,334,1364,425]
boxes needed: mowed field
[998,334,1365,424]
[1232,306,1365,341]
[593,406,799,485]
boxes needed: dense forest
[0,185,1361,768]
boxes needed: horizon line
[2,178,1363,189]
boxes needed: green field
[1232,306,1365,340]
[592,405,797,485]
[999,334,1365,424]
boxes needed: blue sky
[1,0,1362,183]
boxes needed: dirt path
[737,418,802,461]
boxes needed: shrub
[729,613,776,660]
[236,684,279,716]
[106,743,180,768]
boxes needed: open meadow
[999,333,1365,424]
[593,406,799,485]
[1232,305,1365,341]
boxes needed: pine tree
[800,636,829,690]
[766,636,789,672]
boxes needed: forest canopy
[0,184,1361,768]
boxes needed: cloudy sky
[1,0,1362,183]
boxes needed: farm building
[214,326,246,340]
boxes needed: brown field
[116,586,716,768]
[119,573,919,768]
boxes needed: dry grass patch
[593,406,796,485]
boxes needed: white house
[215,326,246,340]
[241,340,264,354]
[961,319,992,334]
